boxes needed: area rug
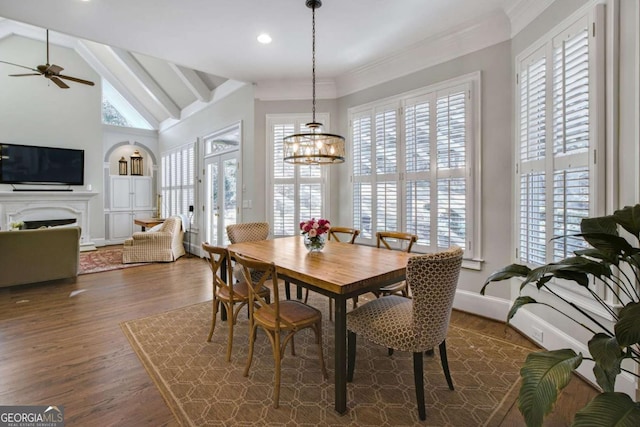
[79,248,144,275]
[121,291,531,426]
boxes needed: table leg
[334,296,348,414]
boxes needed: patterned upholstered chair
[375,231,418,297]
[226,222,269,282]
[122,216,185,263]
[202,243,271,362]
[346,246,463,421]
[235,252,328,408]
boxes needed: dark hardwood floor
[0,248,597,426]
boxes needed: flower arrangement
[300,218,330,251]
[10,221,24,230]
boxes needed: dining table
[227,235,414,414]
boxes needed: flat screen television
[0,143,84,185]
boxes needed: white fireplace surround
[0,191,98,251]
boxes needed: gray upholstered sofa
[0,226,81,287]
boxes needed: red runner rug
[79,247,145,275]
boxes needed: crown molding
[505,0,557,37]
[335,11,511,98]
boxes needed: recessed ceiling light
[257,34,272,44]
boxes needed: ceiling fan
[0,29,95,89]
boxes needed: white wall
[0,35,104,239]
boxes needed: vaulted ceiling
[0,0,552,130]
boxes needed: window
[516,6,605,267]
[267,114,330,237]
[350,73,481,265]
[102,80,153,130]
[161,142,196,217]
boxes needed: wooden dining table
[227,235,414,415]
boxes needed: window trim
[348,72,483,269]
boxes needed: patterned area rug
[79,248,145,275]
[121,290,530,426]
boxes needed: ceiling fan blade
[0,60,38,72]
[50,76,69,89]
[57,74,95,86]
[9,73,41,77]
[47,64,64,74]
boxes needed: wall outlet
[531,327,544,343]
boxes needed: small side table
[134,218,165,231]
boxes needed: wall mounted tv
[0,143,85,185]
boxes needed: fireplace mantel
[0,191,98,251]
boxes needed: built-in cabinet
[106,175,154,243]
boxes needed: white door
[205,151,239,246]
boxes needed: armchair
[122,216,186,263]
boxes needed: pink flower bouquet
[300,218,330,251]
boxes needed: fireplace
[0,191,97,251]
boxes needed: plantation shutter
[374,106,399,234]
[352,112,374,239]
[268,116,328,237]
[551,21,591,260]
[435,88,467,249]
[516,8,603,267]
[518,48,547,264]
[160,142,196,218]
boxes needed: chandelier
[283,0,345,165]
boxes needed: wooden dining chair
[328,226,360,244]
[375,231,418,297]
[234,252,328,408]
[304,226,360,320]
[347,246,463,420]
[226,222,270,282]
[202,243,271,362]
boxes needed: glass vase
[304,234,326,252]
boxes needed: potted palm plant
[482,204,640,426]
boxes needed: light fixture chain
[311,3,316,123]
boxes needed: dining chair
[346,246,463,421]
[375,231,418,297]
[304,226,360,320]
[234,252,328,408]
[328,226,360,244]
[202,243,271,362]
[226,222,270,283]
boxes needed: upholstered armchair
[122,216,186,263]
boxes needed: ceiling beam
[169,64,211,103]
[109,47,181,119]
[75,41,160,129]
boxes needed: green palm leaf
[519,349,583,427]
[481,264,531,295]
[612,204,640,240]
[615,302,640,347]
[588,333,623,392]
[573,392,640,426]
[507,296,537,322]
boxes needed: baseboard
[454,290,637,396]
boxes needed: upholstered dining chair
[304,226,360,320]
[346,246,463,421]
[234,252,328,408]
[201,243,271,362]
[226,222,269,282]
[375,231,418,297]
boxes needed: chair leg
[225,303,234,362]
[347,331,356,382]
[243,323,257,377]
[207,298,219,342]
[413,352,426,421]
[273,330,281,408]
[439,340,454,390]
[314,321,328,379]
[329,298,333,322]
